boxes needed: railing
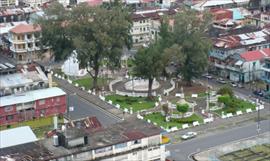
[261,66,270,72]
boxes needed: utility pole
[256,98,261,135]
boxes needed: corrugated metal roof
[0,87,66,107]
[0,126,37,148]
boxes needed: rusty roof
[9,24,41,34]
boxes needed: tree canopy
[37,2,132,89]
[162,8,212,85]
[133,42,167,98]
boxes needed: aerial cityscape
[0,0,269,161]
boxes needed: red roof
[240,48,270,61]
[86,0,103,6]
[10,24,41,34]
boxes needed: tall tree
[133,43,166,98]
[36,2,74,61]
[165,8,212,86]
[38,2,132,89]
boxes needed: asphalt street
[167,119,270,161]
[66,94,120,127]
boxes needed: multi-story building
[209,28,270,77]
[0,87,66,126]
[261,57,270,91]
[0,117,169,161]
[0,0,18,8]
[8,23,43,63]
[131,8,176,47]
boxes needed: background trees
[162,8,212,86]
[38,2,132,89]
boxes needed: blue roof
[0,126,37,148]
[0,87,66,107]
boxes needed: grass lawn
[73,77,109,90]
[214,97,256,115]
[219,144,270,161]
[144,112,203,129]
[0,116,64,138]
[105,94,156,112]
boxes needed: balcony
[261,66,270,73]
[226,65,242,72]
[214,62,226,69]
[10,47,27,53]
[9,38,26,44]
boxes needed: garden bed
[144,112,203,129]
[105,94,156,112]
[73,77,109,90]
[214,96,256,115]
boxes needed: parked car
[230,82,237,87]
[217,78,226,84]
[253,90,264,97]
[181,132,197,140]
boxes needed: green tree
[217,86,234,97]
[36,2,74,61]
[164,8,212,86]
[38,2,132,89]
[133,43,166,98]
[176,103,189,117]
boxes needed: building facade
[8,24,43,63]
[0,87,66,126]
[261,57,270,91]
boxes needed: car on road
[181,132,197,140]
[253,90,264,97]
[230,82,237,87]
[217,78,226,84]
[202,74,213,79]
[237,83,244,88]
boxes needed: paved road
[167,119,270,161]
[67,94,120,127]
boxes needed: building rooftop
[240,48,270,61]
[9,24,41,34]
[213,27,270,49]
[0,126,37,149]
[0,87,66,107]
[0,70,48,91]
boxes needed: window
[115,142,127,149]
[133,139,141,144]
[4,106,13,112]
[56,97,61,102]
[6,115,14,121]
[27,34,31,39]
[39,99,45,105]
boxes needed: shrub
[218,95,231,105]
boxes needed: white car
[203,74,213,79]
[217,78,226,84]
[230,82,237,87]
[181,132,197,140]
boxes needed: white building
[189,0,250,11]
[61,50,87,77]
[0,0,18,7]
